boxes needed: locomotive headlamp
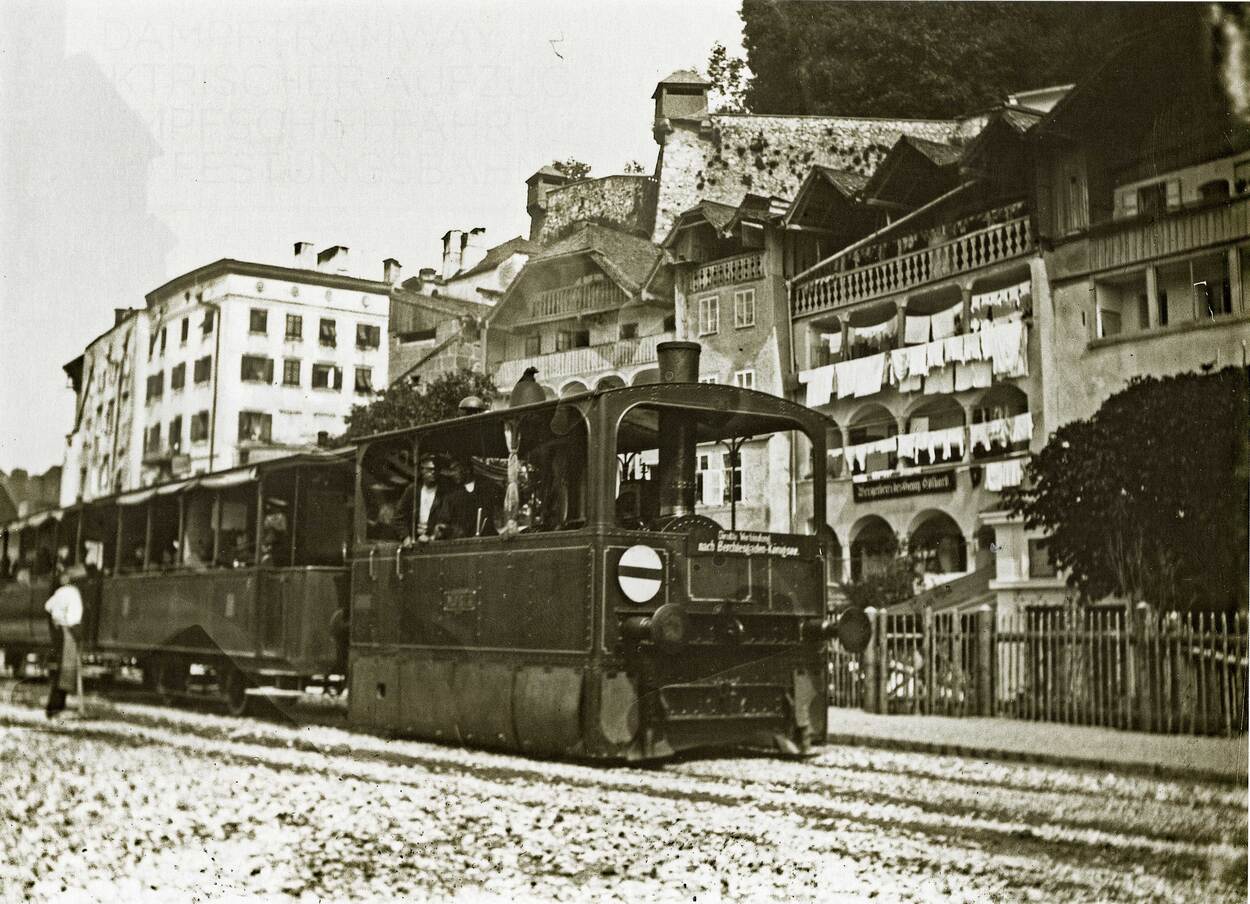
[621,603,688,652]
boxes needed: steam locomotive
[1,342,867,759]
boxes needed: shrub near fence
[829,604,1249,737]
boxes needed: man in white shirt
[398,455,448,544]
[44,566,84,718]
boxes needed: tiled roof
[812,166,870,197]
[454,235,541,279]
[531,223,664,294]
[902,135,964,166]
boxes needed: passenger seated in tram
[260,512,289,566]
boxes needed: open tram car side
[0,452,354,713]
[349,342,862,760]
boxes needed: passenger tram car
[1,341,867,759]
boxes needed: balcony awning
[156,477,200,496]
[200,468,257,490]
[117,488,158,507]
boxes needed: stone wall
[538,176,658,242]
[654,115,965,242]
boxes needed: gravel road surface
[0,698,1244,903]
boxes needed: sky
[0,0,746,475]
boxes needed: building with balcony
[789,103,1055,605]
[1029,18,1250,432]
[61,245,396,502]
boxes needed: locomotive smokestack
[656,340,700,383]
[655,341,701,518]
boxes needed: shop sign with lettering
[852,469,957,502]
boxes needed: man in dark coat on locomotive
[397,454,451,543]
[432,458,496,539]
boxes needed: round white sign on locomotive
[617,545,663,603]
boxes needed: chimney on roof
[317,245,351,273]
[383,258,402,284]
[293,241,316,268]
[441,229,465,280]
[114,308,131,327]
[462,227,488,273]
[526,166,570,241]
[418,267,438,286]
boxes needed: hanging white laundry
[931,306,960,339]
[1009,411,1034,444]
[899,374,924,393]
[854,353,887,398]
[985,458,1025,492]
[896,433,917,460]
[955,360,993,391]
[834,358,858,400]
[987,417,1011,447]
[851,443,870,471]
[904,314,931,344]
[856,318,898,345]
[924,365,955,394]
[890,348,911,382]
[969,421,991,452]
[907,343,930,377]
[985,320,1027,378]
[822,332,844,355]
[800,364,837,407]
[943,335,967,365]
[962,331,983,362]
[985,460,1005,492]
[925,339,945,372]
[954,362,975,392]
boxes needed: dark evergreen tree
[339,369,497,443]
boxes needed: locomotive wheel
[221,666,252,717]
[154,657,187,703]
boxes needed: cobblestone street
[1,699,1244,903]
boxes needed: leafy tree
[552,157,592,182]
[739,1,1198,118]
[705,41,751,113]
[1004,369,1248,612]
[622,160,647,174]
[339,368,497,442]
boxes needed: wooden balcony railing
[518,280,627,326]
[1089,196,1250,273]
[495,332,674,388]
[793,217,1034,316]
[690,251,764,293]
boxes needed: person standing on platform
[44,565,84,719]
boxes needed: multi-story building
[789,103,1050,604]
[388,288,491,386]
[62,244,397,502]
[60,309,143,504]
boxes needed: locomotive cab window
[612,401,823,535]
[356,400,590,545]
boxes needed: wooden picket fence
[829,604,1249,737]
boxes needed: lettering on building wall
[852,469,957,502]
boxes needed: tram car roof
[1,446,356,532]
[357,381,834,455]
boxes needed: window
[319,318,337,347]
[238,411,272,443]
[733,369,756,390]
[144,424,161,453]
[159,327,167,356]
[697,295,719,336]
[193,355,212,384]
[311,363,343,390]
[356,323,381,350]
[282,359,301,386]
[619,322,638,340]
[179,318,189,344]
[201,310,214,336]
[285,314,303,341]
[733,289,756,328]
[1028,538,1058,579]
[170,363,186,391]
[354,367,373,394]
[663,313,676,332]
[556,329,590,351]
[145,372,163,402]
[249,308,268,334]
[169,416,183,453]
[695,450,744,506]
[524,334,541,357]
[191,411,209,443]
[700,375,719,384]
[240,355,274,383]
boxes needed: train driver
[432,459,496,539]
[397,455,448,544]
